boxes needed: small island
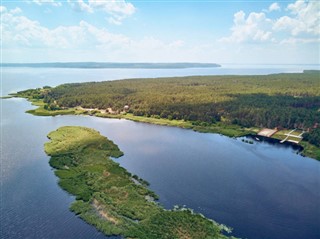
[45,126,236,238]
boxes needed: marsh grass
[46,126,236,238]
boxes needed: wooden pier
[280,129,304,144]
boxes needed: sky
[1,0,319,64]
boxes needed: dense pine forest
[18,71,320,148]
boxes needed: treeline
[225,94,320,129]
[19,72,320,136]
[303,128,320,147]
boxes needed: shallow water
[1,67,320,239]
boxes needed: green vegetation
[33,72,320,129]
[14,71,320,159]
[26,99,80,116]
[300,141,320,160]
[11,88,83,116]
[0,95,13,99]
[97,113,252,137]
[303,128,320,147]
[300,129,320,159]
[45,126,236,238]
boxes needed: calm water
[1,67,320,239]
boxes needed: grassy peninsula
[12,71,320,159]
[45,126,236,238]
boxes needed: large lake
[1,66,320,239]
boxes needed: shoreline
[5,94,319,160]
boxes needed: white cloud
[1,10,130,49]
[107,16,122,25]
[88,0,135,16]
[273,0,320,36]
[169,40,185,48]
[0,5,7,13]
[221,0,319,44]
[220,11,272,43]
[287,0,307,14]
[234,10,245,25]
[67,0,93,13]
[1,8,202,63]
[0,8,183,57]
[269,2,280,12]
[280,37,320,45]
[32,0,62,7]
[10,7,22,14]
[2,4,318,64]
[273,16,298,33]
[67,0,136,24]
[78,20,130,46]
[27,0,135,24]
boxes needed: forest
[17,71,320,150]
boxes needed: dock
[280,129,304,144]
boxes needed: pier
[280,129,304,144]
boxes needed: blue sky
[1,0,319,64]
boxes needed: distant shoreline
[0,62,221,69]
